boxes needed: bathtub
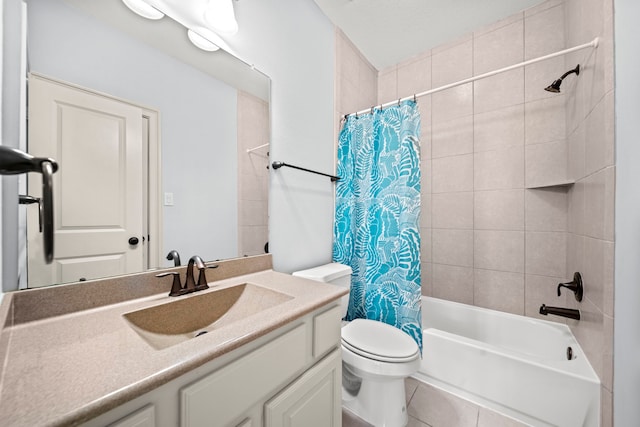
[413,297,600,427]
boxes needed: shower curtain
[333,100,422,351]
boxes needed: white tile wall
[474,104,524,153]
[524,96,566,145]
[432,264,474,304]
[431,85,473,123]
[432,40,472,87]
[524,5,566,60]
[474,69,524,114]
[432,154,474,193]
[474,230,525,273]
[432,115,473,158]
[474,269,525,314]
[474,190,524,231]
[433,229,474,267]
[524,140,568,187]
[562,0,615,424]
[524,188,567,232]
[473,21,523,75]
[525,231,567,277]
[474,146,525,190]
[432,192,474,230]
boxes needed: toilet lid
[342,319,419,363]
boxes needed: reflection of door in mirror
[27,74,161,287]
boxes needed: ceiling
[61,0,270,100]
[313,0,547,70]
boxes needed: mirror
[22,0,270,288]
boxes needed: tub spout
[539,304,580,320]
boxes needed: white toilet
[293,263,420,427]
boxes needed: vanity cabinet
[264,349,341,427]
[181,324,308,427]
[82,303,342,427]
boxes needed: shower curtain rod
[347,37,599,118]
[271,161,340,182]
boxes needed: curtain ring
[398,98,401,107]
[355,111,359,119]
[413,94,417,103]
[370,106,374,115]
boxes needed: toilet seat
[341,318,419,363]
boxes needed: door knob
[128,237,139,246]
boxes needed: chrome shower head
[544,64,580,93]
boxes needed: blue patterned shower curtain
[333,100,422,351]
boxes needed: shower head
[544,79,563,93]
[544,64,580,93]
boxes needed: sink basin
[123,283,293,350]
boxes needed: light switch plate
[164,192,174,206]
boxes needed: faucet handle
[156,272,186,297]
[557,272,583,302]
[195,264,218,291]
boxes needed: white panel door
[27,74,145,287]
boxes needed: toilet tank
[292,263,352,317]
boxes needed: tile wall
[334,0,616,425]
[563,0,615,425]
[378,0,572,318]
[237,91,270,257]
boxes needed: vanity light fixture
[203,0,239,35]
[187,29,220,51]
[122,0,165,20]
[121,0,236,52]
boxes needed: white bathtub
[413,297,600,427]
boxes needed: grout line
[471,33,476,306]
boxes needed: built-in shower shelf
[526,180,575,189]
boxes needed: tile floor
[342,377,528,427]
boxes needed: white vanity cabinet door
[181,324,307,427]
[107,404,155,427]
[264,349,342,427]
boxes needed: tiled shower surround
[335,0,615,425]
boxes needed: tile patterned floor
[342,378,528,427]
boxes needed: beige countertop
[0,256,346,427]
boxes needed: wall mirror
[22,0,270,288]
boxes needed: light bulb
[122,0,164,20]
[203,0,238,35]
[187,29,220,52]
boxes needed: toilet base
[342,374,409,427]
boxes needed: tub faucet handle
[557,272,583,302]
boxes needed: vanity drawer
[312,305,342,358]
[107,404,155,427]
[180,324,307,427]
